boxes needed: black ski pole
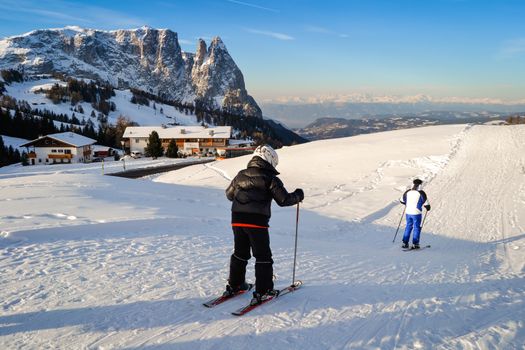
[420,209,428,230]
[292,202,300,285]
[392,205,406,243]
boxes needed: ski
[402,244,431,251]
[203,283,254,308]
[231,280,303,316]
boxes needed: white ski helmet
[253,144,279,168]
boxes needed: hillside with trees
[0,70,306,155]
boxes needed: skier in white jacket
[400,179,431,249]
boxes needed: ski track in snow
[0,125,524,349]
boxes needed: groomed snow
[0,124,524,349]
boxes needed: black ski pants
[229,226,274,294]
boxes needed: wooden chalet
[20,132,96,165]
[122,126,233,156]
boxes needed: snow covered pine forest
[1,124,524,349]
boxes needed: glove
[294,188,304,202]
[424,204,431,211]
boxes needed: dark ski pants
[229,226,274,294]
[403,214,422,245]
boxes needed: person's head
[412,178,423,190]
[253,144,279,168]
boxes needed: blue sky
[0,0,524,102]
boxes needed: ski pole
[392,205,406,243]
[292,202,300,285]
[420,209,428,230]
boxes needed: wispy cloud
[0,0,145,29]
[499,38,525,58]
[245,28,294,41]
[226,0,279,13]
[179,39,194,46]
[305,25,348,39]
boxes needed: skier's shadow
[0,297,216,336]
[1,225,523,348]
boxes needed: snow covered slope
[0,125,524,349]
[0,135,27,149]
[4,78,197,127]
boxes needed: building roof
[20,132,97,148]
[123,126,232,139]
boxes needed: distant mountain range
[296,111,515,141]
[261,100,525,129]
[0,26,261,117]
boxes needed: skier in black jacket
[224,144,304,305]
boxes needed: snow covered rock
[0,26,262,117]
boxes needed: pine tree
[145,131,163,158]
[21,151,29,166]
[0,135,6,166]
[166,139,179,158]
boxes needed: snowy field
[1,124,524,349]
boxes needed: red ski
[231,280,303,316]
[203,284,254,308]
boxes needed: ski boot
[412,243,420,249]
[250,289,280,306]
[223,282,251,297]
[402,242,409,249]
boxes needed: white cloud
[178,39,194,46]
[305,25,348,39]
[305,26,332,34]
[500,38,525,58]
[245,28,294,41]
[0,0,145,29]
[261,93,525,105]
[225,0,279,13]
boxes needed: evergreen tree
[21,151,29,166]
[0,135,6,166]
[145,131,163,158]
[166,139,179,158]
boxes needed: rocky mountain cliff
[0,26,262,117]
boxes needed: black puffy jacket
[226,156,301,226]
